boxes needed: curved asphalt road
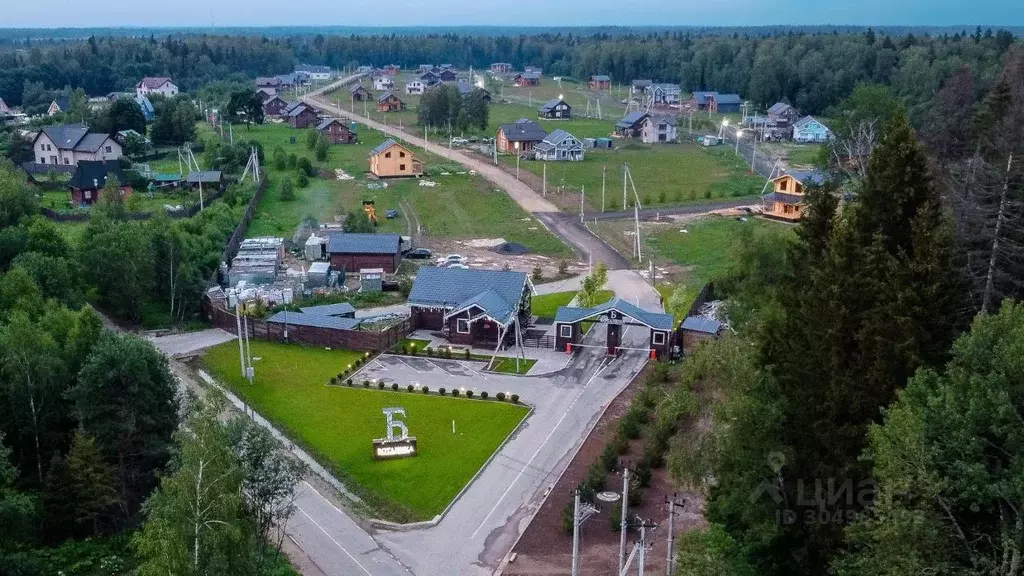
[302,80,633,269]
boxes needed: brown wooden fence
[203,294,410,353]
[686,282,715,318]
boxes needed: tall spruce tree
[708,112,962,575]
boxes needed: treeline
[667,45,1024,576]
[0,29,1018,116]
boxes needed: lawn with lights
[202,340,529,522]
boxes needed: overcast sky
[1,0,1018,28]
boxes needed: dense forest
[0,27,1018,116]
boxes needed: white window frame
[559,324,573,338]
[652,331,666,345]
[456,318,470,334]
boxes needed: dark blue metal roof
[266,310,361,331]
[299,303,356,317]
[681,316,723,334]
[326,233,401,255]
[409,267,528,318]
[554,298,675,331]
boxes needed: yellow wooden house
[763,170,826,221]
[369,139,423,178]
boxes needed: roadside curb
[494,357,651,576]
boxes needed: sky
[1,0,1019,28]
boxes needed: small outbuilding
[68,160,131,206]
[679,316,723,354]
[554,297,676,359]
[327,232,402,274]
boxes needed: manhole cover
[596,491,621,503]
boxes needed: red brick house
[514,71,540,87]
[408,267,533,348]
[377,92,403,113]
[383,64,401,76]
[589,75,612,90]
[288,104,318,128]
[327,233,402,274]
[317,118,357,144]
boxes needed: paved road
[302,81,633,270]
[358,328,650,575]
[147,328,236,357]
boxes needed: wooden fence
[220,176,269,266]
[203,294,410,353]
[39,184,229,223]
[686,282,715,317]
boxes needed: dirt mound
[491,242,531,255]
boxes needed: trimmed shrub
[409,346,417,356]
[401,345,409,355]
[421,385,429,394]
[496,392,506,402]
[438,387,446,396]
[658,191,667,204]
[465,390,474,399]
[609,500,622,532]
[480,391,488,400]
[407,384,415,392]
[464,348,471,360]
[346,378,353,386]
[601,442,619,472]
[425,347,433,357]
[391,383,399,391]
[510,393,520,404]
[619,410,643,440]
[378,381,386,390]
[452,389,461,397]
[611,433,629,455]
[329,377,337,385]
[584,461,607,493]
[561,499,575,535]
[634,461,652,487]
[363,380,371,387]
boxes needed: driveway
[147,328,236,357]
[351,326,649,576]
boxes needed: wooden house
[317,118,357,144]
[613,112,649,138]
[514,72,541,87]
[524,66,543,77]
[537,97,571,119]
[376,92,403,113]
[255,76,281,94]
[437,69,458,82]
[496,118,547,154]
[47,95,70,117]
[349,84,371,102]
[68,160,131,205]
[767,102,799,126]
[690,91,742,114]
[262,95,289,117]
[369,139,422,178]
[534,129,584,161]
[640,115,678,143]
[287,104,318,129]
[631,79,652,95]
[650,83,682,106]
[383,64,401,76]
[589,75,612,90]
[455,81,490,101]
[408,267,533,348]
[762,170,826,221]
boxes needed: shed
[679,316,723,354]
[359,268,384,293]
[327,232,402,273]
[305,234,327,261]
[306,262,332,287]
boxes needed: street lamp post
[514,141,520,180]
[735,129,743,156]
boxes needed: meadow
[202,340,529,522]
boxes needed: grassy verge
[202,340,528,522]
[488,357,538,375]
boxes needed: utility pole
[580,185,585,223]
[622,163,628,210]
[602,165,606,212]
[571,489,600,576]
[543,163,547,196]
[665,495,686,576]
[618,467,631,575]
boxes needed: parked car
[447,263,469,270]
[436,254,468,266]
[404,248,432,259]
[450,137,469,145]
[386,209,399,219]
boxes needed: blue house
[792,116,832,143]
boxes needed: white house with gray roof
[534,129,584,161]
[640,115,678,143]
[32,124,122,167]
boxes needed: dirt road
[302,80,634,269]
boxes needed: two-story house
[763,170,826,221]
[32,124,122,167]
[650,83,682,106]
[534,129,584,161]
[640,115,678,143]
[373,77,395,91]
[768,102,800,126]
[317,118,357,144]
[613,112,649,139]
[496,118,547,154]
[136,77,178,99]
[792,116,833,143]
[369,139,423,178]
[537,97,571,120]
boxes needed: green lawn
[488,357,537,375]
[785,144,824,167]
[203,340,528,522]
[532,289,615,318]
[205,122,571,256]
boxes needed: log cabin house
[369,139,423,178]
[317,118,357,144]
[762,170,826,221]
[376,92,404,113]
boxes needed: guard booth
[553,298,676,359]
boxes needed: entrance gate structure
[552,298,676,358]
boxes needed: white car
[447,263,469,269]
[437,254,468,266]
[450,137,469,146]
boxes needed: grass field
[531,289,615,318]
[203,340,528,522]
[489,357,537,375]
[204,122,570,256]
